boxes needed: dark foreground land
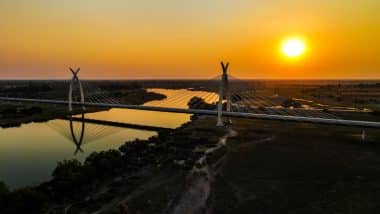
[1,80,380,213]
[213,119,380,213]
[1,115,380,213]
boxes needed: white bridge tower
[68,68,86,112]
[217,62,231,126]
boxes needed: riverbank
[1,82,380,213]
[0,115,228,213]
[2,114,380,213]
[0,88,166,128]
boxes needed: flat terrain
[212,118,380,213]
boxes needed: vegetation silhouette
[0,97,224,213]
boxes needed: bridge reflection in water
[47,113,173,155]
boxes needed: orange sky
[0,0,379,79]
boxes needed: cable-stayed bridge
[1,62,380,130]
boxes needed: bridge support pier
[217,62,231,126]
[68,68,86,112]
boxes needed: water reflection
[0,88,215,188]
[52,113,174,155]
[47,114,124,155]
[69,113,85,155]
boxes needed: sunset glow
[0,1,380,79]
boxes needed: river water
[0,88,217,189]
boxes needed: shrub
[119,140,149,156]
[52,159,83,181]
[0,186,46,214]
[0,181,9,206]
[84,150,123,176]
[372,110,380,116]
[188,97,216,110]
[282,99,302,108]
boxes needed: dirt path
[171,128,237,214]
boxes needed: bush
[48,159,86,199]
[0,181,9,207]
[119,139,148,155]
[84,150,123,176]
[0,186,46,214]
[372,110,380,116]
[282,99,302,108]
[52,159,83,181]
[188,97,216,110]
[20,106,43,114]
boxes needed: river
[0,88,217,189]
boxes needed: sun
[281,37,306,58]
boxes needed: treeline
[315,83,380,89]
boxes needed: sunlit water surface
[0,89,216,188]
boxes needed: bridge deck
[65,117,173,132]
[1,97,380,129]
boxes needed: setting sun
[281,37,307,58]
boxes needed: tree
[0,181,9,204]
[52,159,83,180]
[188,97,216,110]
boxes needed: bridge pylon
[68,68,86,112]
[217,61,231,126]
[69,113,86,154]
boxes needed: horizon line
[1,78,380,81]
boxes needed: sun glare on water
[281,37,307,58]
